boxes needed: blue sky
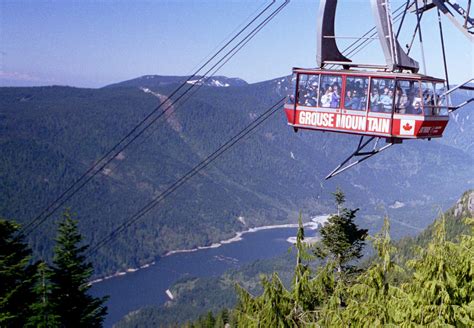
[1,0,472,87]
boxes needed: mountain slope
[114,190,474,327]
[105,75,248,89]
[0,77,473,277]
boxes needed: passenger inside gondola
[370,79,395,112]
[347,89,361,109]
[320,86,333,107]
[360,89,368,110]
[345,76,368,111]
[394,88,408,113]
[318,75,342,108]
[344,90,352,108]
[379,87,393,112]
[370,88,380,111]
[305,83,319,106]
[331,84,340,108]
[406,101,422,115]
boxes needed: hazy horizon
[2,0,472,88]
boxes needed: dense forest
[117,190,474,327]
[1,79,473,278]
[191,191,474,327]
[0,211,108,327]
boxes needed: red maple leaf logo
[403,123,413,131]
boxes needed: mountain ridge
[104,75,248,89]
[0,75,472,278]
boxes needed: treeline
[0,211,107,327]
[187,191,474,327]
[2,84,472,280]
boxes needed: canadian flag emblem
[400,119,415,136]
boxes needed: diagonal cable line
[23,0,289,236]
[21,1,289,236]
[343,9,406,61]
[86,97,286,256]
[98,0,290,176]
[20,0,276,235]
[327,2,406,69]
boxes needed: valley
[1,76,472,279]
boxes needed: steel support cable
[21,0,277,235]
[414,0,427,74]
[396,0,412,38]
[86,97,286,256]
[20,1,286,237]
[333,6,406,66]
[344,9,405,58]
[336,3,407,57]
[338,3,405,55]
[437,8,450,90]
[107,0,290,174]
[406,10,424,55]
[186,1,270,76]
[326,4,406,69]
[343,10,405,61]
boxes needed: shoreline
[90,215,329,284]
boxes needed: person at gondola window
[352,90,362,110]
[414,101,422,114]
[346,89,361,110]
[344,90,352,108]
[320,87,332,107]
[379,87,393,112]
[370,88,380,111]
[422,90,434,115]
[331,84,340,108]
[359,89,368,110]
[306,83,319,107]
[394,88,407,113]
[406,101,422,115]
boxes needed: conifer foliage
[26,261,60,328]
[314,189,368,274]
[232,190,474,327]
[0,219,35,326]
[51,210,108,327]
[0,212,108,327]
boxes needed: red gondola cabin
[284,68,449,140]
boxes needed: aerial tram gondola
[284,0,473,179]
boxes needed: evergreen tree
[341,218,405,325]
[26,261,60,327]
[292,214,310,309]
[231,193,473,327]
[333,187,345,216]
[314,190,367,274]
[205,311,215,327]
[0,219,35,326]
[51,210,107,327]
[234,272,294,327]
[213,308,229,327]
[400,217,474,326]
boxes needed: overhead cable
[86,97,286,256]
[21,0,289,237]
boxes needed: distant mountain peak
[186,77,246,88]
[104,75,247,89]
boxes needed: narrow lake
[91,221,322,327]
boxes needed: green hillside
[396,189,474,261]
[115,190,474,327]
[0,78,473,277]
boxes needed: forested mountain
[0,76,472,277]
[396,189,474,260]
[105,75,248,89]
[114,190,474,327]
